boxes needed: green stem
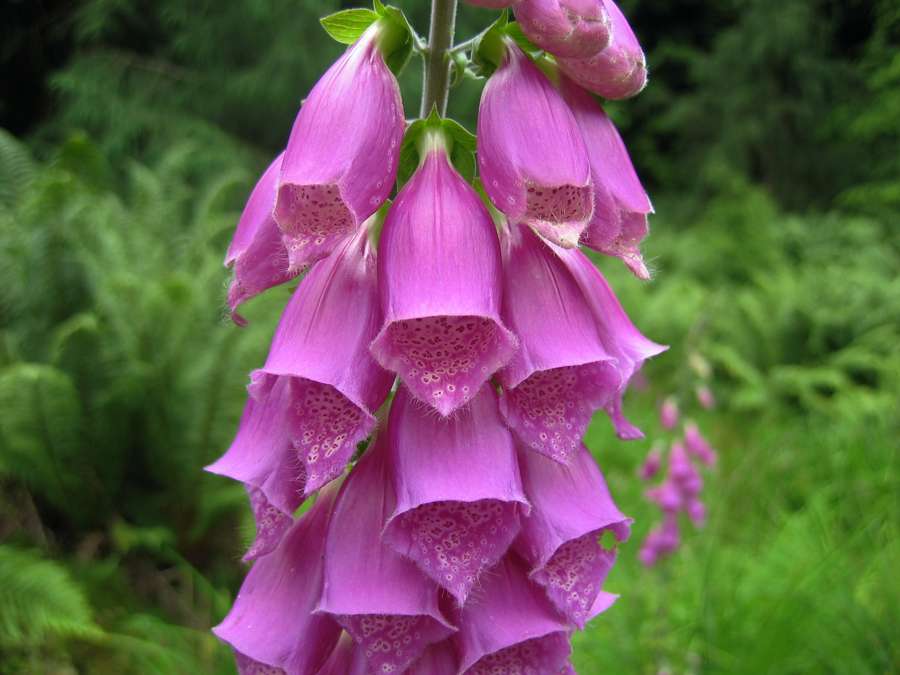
[421,0,458,118]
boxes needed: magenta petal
[384,384,527,604]
[275,27,404,272]
[497,224,617,462]
[514,445,630,629]
[206,375,305,532]
[478,41,592,248]
[261,230,393,494]
[556,248,666,437]
[406,641,458,675]
[319,434,456,674]
[234,650,287,675]
[371,148,516,416]
[214,484,343,675]
[585,591,618,621]
[514,0,611,59]
[557,0,647,100]
[449,553,572,675]
[684,422,717,465]
[227,152,300,324]
[244,485,294,562]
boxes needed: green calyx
[396,107,478,189]
[319,2,417,76]
[472,14,542,78]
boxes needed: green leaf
[0,364,90,518]
[375,4,416,77]
[396,119,429,190]
[504,22,542,56]
[443,119,478,184]
[395,114,478,188]
[319,9,379,45]
[0,545,104,649]
[472,10,510,78]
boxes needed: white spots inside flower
[286,378,366,491]
[387,315,502,412]
[392,500,518,602]
[278,183,355,271]
[535,531,608,627]
[505,365,607,463]
[468,636,557,675]
[245,489,293,561]
[524,182,592,240]
[234,650,288,675]
[340,614,439,675]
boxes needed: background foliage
[1,0,898,672]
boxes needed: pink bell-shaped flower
[384,384,527,604]
[213,481,343,675]
[556,0,647,100]
[497,223,618,463]
[258,226,393,496]
[555,248,666,439]
[478,39,593,248]
[318,433,456,675]
[226,152,299,325]
[514,0,612,59]
[275,23,405,273]
[556,71,653,278]
[447,553,573,675]
[371,129,517,416]
[515,445,631,629]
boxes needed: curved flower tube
[497,223,618,463]
[514,0,611,59]
[556,0,647,100]
[384,384,527,604]
[371,135,517,416]
[478,40,593,248]
[275,23,405,273]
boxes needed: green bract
[396,108,478,189]
[319,1,417,77]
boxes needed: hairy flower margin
[214,5,666,675]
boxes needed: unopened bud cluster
[210,2,664,674]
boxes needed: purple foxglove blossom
[638,513,680,566]
[638,446,662,481]
[370,136,517,417]
[668,443,703,498]
[645,478,683,514]
[384,384,527,604]
[233,649,287,675]
[274,24,404,274]
[687,497,707,527]
[318,433,456,674]
[214,481,343,675]
[659,397,679,430]
[696,385,716,410]
[556,0,647,100]
[226,152,299,326]
[514,445,630,629]
[478,40,593,248]
[514,0,612,59]
[684,422,717,465]
[406,641,458,675]
[586,590,619,621]
[447,553,572,675]
[206,375,305,557]
[556,73,653,278]
[497,223,618,463]
[555,248,666,438]
[255,228,393,496]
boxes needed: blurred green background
[0,0,897,673]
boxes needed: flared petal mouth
[500,361,620,464]
[371,314,517,416]
[276,182,357,273]
[466,634,572,675]
[523,181,594,248]
[244,486,294,562]
[384,499,521,605]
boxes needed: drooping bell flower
[556,71,653,278]
[659,397,679,430]
[226,152,299,325]
[253,225,393,496]
[638,512,680,567]
[213,481,343,675]
[447,553,572,675]
[514,0,612,59]
[318,433,456,674]
[514,445,631,629]
[556,0,647,100]
[275,21,405,273]
[555,248,666,439]
[637,445,662,481]
[370,128,517,416]
[478,39,593,248]
[384,384,527,604]
[206,375,305,559]
[497,223,618,463]
[696,384,716,410]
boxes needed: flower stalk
[421,0,458,117]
